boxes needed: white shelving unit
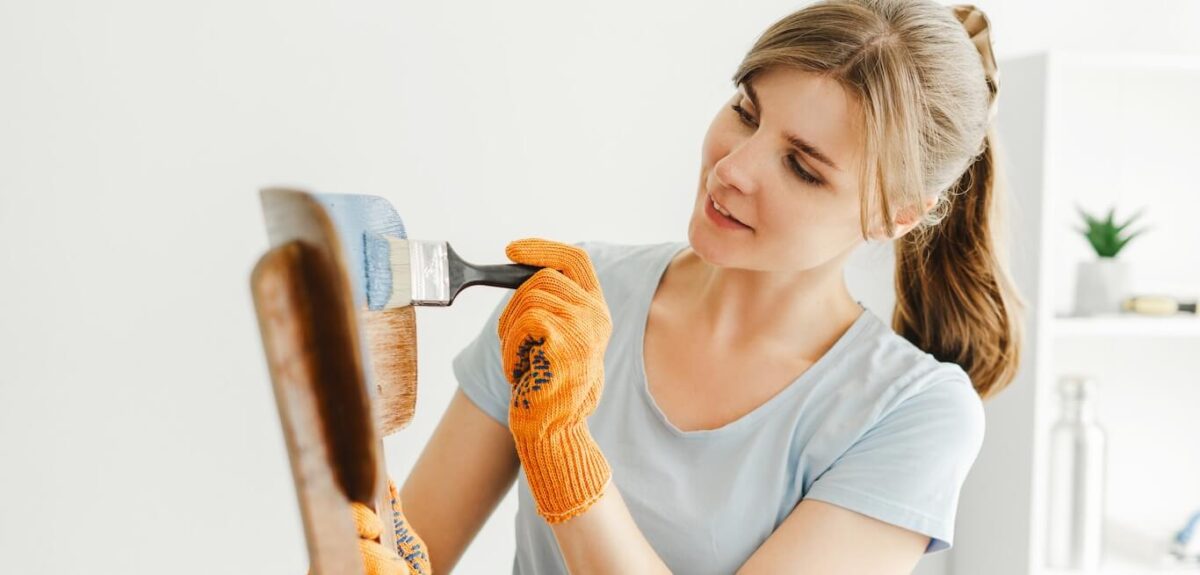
[1053,315,1200,338]
[949,51,1200,575]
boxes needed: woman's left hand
[336,477,431,575]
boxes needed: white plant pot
[1073,258,1130,316]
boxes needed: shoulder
[571,239,687,295]
[572,240,683,270]
[804,325,985,553]
[845,313,985,446]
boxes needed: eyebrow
[743,81,842,172]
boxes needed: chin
[686,212,735,269]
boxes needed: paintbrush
[363,236,541,310]
[307,191,541,311]
[299,189,541,438]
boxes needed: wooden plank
[252,243,367,575]
[252,187,401,572]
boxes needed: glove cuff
[514,424,612,524]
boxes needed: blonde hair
[733,0,1024,399]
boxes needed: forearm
[496,240,666,572]
[549,480,672,575]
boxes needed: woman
[365,0,1025,573]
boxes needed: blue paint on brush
[312,193,406,311]
[364,232,397,310]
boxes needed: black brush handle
[445,243,541,305]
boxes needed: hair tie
[952,4,999,122]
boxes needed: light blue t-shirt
[451,240,986,575]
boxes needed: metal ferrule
[409,239,450,305]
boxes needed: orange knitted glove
[387,478,432,574]
[330,478,431,575]
[348,500,410,575]
[497,238,614,524]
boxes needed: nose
[712,140,759,197]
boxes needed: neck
[676,247,863,353]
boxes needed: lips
[705,192,752,230]
[709,194,750,227]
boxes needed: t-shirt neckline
[634,241,873,439]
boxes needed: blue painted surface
[311,193,407,311]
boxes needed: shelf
[1040,557,1200,575]
[1034,521,1200,575]
[1048,50,1200,73]
[954,50,1200,575]
[1052,314,1200,338]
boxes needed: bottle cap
[1058,375,1097,400]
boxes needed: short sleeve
[803,374,986,553]
[451,289,516,428]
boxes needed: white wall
[2,1,1197,573]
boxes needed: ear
[872,196,937,241]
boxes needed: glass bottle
[1046,375,1107,571]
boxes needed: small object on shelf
[1074,258,1131,316]
[1172,510,1200,563]
[1121,294,1200,316]
[1072,203,1152,317]
[1046,375,1108,571]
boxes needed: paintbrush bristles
[385,237,413,309]
[364,234,413,310]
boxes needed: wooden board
[251,187,399,573]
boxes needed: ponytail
[892,127,1025,400]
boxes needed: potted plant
[1072,203,1151,316]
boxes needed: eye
[787,155,822,186]
[731,103,824,187]
[731,103,756,127]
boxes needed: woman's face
[687,66,875,272]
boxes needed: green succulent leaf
[1114,206,1146,234]
[1074,204,1150,258]
[1113,226,1150,256]
[1075,203,1099,228]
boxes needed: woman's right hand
[496,238,614,524]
